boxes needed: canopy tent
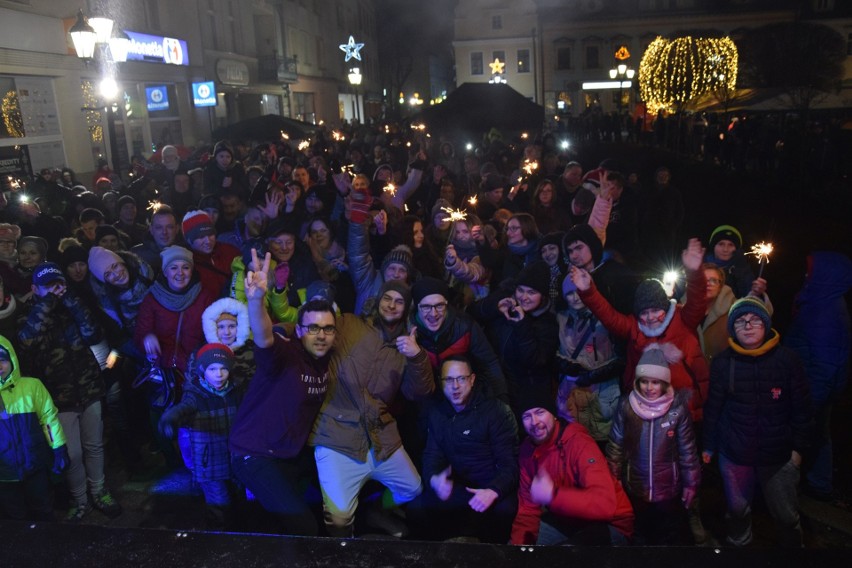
[212,114,319,143]
[409,83,544,136]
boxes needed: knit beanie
[515,261,551,297]
[0,223,21,243]
[562,273,578,296]
[727,297,772,339]
[709,225,742,250]
[517,387,558,418]
[182,210,215,243]
[562,224,603,266]
[265,217,299,240]
[306,280,336,304]
[117,195,136,210]
[196,343,234,372]
[412,276,449,307]
[88,246,124,283]
[212,140,234,160]
[160,245,194,271]
[95,224,120,243]
[539,231,565,251]
[635,343,682,384]
[61,244,89,269]
[378,280,412,308]
[633,279,670,316]
[381,245,413,278]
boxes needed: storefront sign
[146,86,170,111]
[126,31,189,66]
[216,59,250,86]
[192,81,217,107]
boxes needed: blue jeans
[718,454,802,547]
[537,517,630,546]
[230,451,318,536]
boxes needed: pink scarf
[628,389,674,420]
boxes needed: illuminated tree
[639,36,738,113]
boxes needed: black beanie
[633,279,670,316]
[517,386,558,418]
[515,261,552,297]
[562,224,603,266]
[539,231,565,251]
[61,244,89,268]
[411,276,449,307]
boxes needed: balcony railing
[259,55,298,84]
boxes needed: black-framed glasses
[299,324,337,335]
[419,302,448,314]
[733,318,764,330]
[441,374,471,385]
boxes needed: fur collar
[637,299,677,337]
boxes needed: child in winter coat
[556,274,622,445]
[606,343,701,544]
[159,343,243,529]
[0,336,69,520]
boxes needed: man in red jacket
[511,392,634,545]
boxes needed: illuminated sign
[125,31,189,65]
[146,86,170,111]
[192,81,217,107]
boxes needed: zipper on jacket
[648,419,654,501]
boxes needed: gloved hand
[348,183,373,224]
[274,263,290,290]
[52,445,70,474]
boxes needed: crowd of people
[0,123,850,548]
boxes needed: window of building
[517,49,530,73]
[471,52,483,75]
[585,46,599,69]
[492,15,502,30]
[227,1,239,52]
[557,47,572,70]
[206,1,219,51]
[293,92,316,124]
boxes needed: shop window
[471,52,483,75]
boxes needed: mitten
[274,263,290,290]
[52,445,70,474]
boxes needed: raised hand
[431,466,453,501]
[245,248,272,301]
[373,210,388,236]
[143,333,161,358]
[396,327,421,358]
[569,265,592,291]
[261,191,283,220]
[681,238,705,272]
[445,244,458,266]
[498,297,524,322]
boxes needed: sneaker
[92,489,123,519]
[66,502,93,522]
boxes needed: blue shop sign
[125,31,189,65]
[192,81,217,107]
[146,86,170,111]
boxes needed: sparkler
[383,183,397,197]
[146,200,166,212]
[521,159,539,176]
[342,163,355,176]
[280,131,290,140]
[441,207,468,246]
[332,130,344,141]
[745,241,774,278]
[468,195,478,206]
[298,140,309,151]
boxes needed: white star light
[339,35,365,62]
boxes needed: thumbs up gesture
[396,326,421,358]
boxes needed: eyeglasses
[733,318,765,330]
[418,302,448,314]
[441,374,471,385]
[506,225,521,233]
[299,324,337,335]
[706,278,721,285]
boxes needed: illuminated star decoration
[339,35,365,62]
[745,241,774,278]
[489,58,505,75]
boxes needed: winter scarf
[150,274,203,312]
[628,388,675,420]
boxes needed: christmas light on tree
[639,36,738,113]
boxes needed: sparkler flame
[745,241,774,265]
[468,195,478,206]
[441,207,468,223]
[522,159,539,176]
[332,130,344,141]
[383,183,397,196]
[298,140,309,151]
[146,200,166,212]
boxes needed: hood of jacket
[0,334,21,388]
[796,251,852,306]
[201,297,251,350]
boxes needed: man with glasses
[410,277,507,402]
[409,356,518,543]
[229,250,334,536]
[309,280,433,537]
[702,297,812,547]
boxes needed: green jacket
[0,335,66,482]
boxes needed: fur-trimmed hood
[202,297,250,350]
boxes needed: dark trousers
[0,468,54,521]
[408,484,517,543]
[631,497,688,545]
[231,450,318,536]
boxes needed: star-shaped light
[339,35,365,62]
[489,58,505,75]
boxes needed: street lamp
[348,67,362,123]
[609,64,635,112]
[69,10,128,179]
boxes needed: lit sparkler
[332,130,344,141]
[383,183,397,196]
[280,131,290,140]
[441,207,468,224]
[468,195,478,206]
[522,159,539,176]
[745,241,774,278]
[146,200,166,212]
[298,140,309,151]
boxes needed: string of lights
[639,36,738,114]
